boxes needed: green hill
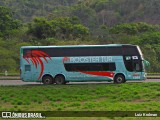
[0,0,160,73]
[0,0,160,26]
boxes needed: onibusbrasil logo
[1,112,45,118]
[23,50,52,80]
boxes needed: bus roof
[21,44,137,49]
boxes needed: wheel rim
[45,78,51,84]
[117,77,123,83]
[56,77,64,84]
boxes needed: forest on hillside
[0,0,160,73]
[1,0,160,25]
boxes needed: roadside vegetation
[0,82,160,111]
[0,0,160,73]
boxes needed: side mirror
[143,60,150,67]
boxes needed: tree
[139,32,160,44]
[141,44,160,72]
[28,17,89,39]
[72,5,96,28]
[0,6,21,38]
[0,45,16,72]
[72,24,89,38]
[110,23,138,35]
[110,22,156,35]
[97,10,121,27]
[28,17,51,39]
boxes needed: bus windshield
[137,46,143,59]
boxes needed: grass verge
[0,82,159,119]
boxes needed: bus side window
[134,62,140,71]
[109,63,116,71]
[25,65,31,71]
[64,63,116,72]
[103,63,116,71]
[124,61,133,72]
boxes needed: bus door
[32,67,39,81]
[132,60,142,80]
[23,64,33,81]
[124,56,142,80]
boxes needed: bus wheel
[55,75,66,85]
[42,76,53,85]
[114,75,125,84]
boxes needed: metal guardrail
[0,74,19,76]
[0,76,20,80]
[147,76,160,79]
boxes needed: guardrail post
[5,70,8,76]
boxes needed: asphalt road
[0,79,159,86]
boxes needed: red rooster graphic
[62,57,70,63]
[23,50,52,80]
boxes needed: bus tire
[42,76,53,85]
[114,74,125,84]
[55,75,66,85]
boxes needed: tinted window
[64,63,116,72]
[107,47,123,55]
[23,46,123,57]
[122,46,139,56]
[124,61,142,72]
[25,65,31,71]
[124,61,133,72]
